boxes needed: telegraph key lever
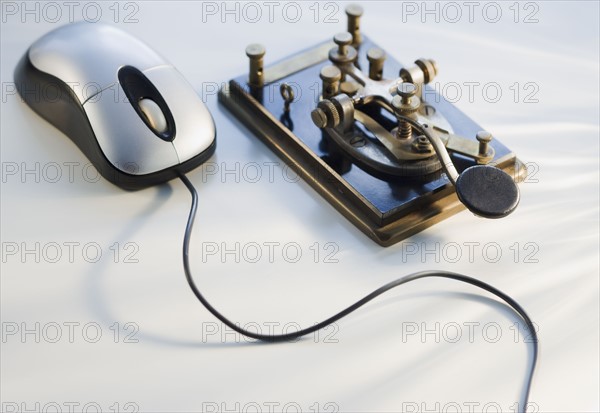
[312,79,520,219]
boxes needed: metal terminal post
[476,131,493,156]
[367,48,386,80]
[329,32,358,66]
[345,4,363,46]
[320,65,342,99]
[245,43,265,87]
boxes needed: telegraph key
[219,4,526,246]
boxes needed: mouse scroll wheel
[138,98,168,134]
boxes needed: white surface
[1,1,598,412]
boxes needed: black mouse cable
[178,173,538,409]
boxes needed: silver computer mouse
[14,22,216,190]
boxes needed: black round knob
[455,165,520,219]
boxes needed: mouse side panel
[14,52,216,190]
[14,52,104,170]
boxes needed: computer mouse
[14,22,216,190]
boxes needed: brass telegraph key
[219,4,526,246]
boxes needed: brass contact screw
[398,121,413,141]
[392,82,421,140]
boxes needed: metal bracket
[441,134,495,164]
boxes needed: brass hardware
[245,44,265,87]
[345,4,363,46]
[476,130,493,157]
[311,99,340,129]
[395,82,420,110]
[392,82,420,140]
[311,94,354,133]
[329,32,358,65]
[280,83,295,112]
[333,93,356,133]
[354,111,435,161]
[320,65,342,99]
[340,81,361,96]
[400,58,438,98]
[440,133,495,164]
[326,59,447,135]
[413,135,433,153]
[367,48,386,80]
[415,58,438,83]
[335,33,351,56]
[220,10,527,244]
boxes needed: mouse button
[28,23,165,103]
[82,95,180,175]
[138,98,168,134]
[143,66,216,162]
